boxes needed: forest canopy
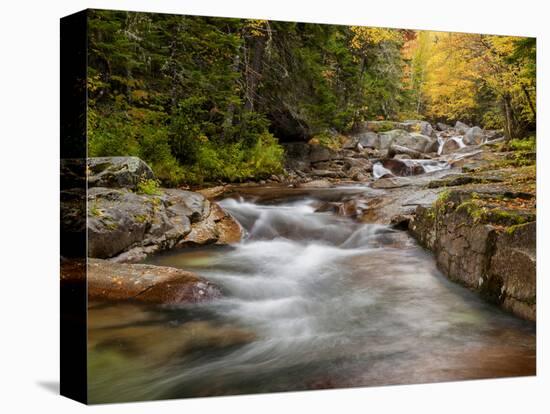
[87,10,536,185]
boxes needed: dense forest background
[87,10,536,184]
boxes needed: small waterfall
[373,163,394,179]
[372,159,449,179]
[437,135,466,155]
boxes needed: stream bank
[60,119,536,402]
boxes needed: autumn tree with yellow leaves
[417,32,535,139]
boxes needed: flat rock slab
[87,259,222,304]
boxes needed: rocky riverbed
[60,119,536,402]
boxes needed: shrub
[136,177,161,195]
[509,136,536,152]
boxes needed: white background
[0,0,547,412]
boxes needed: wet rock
[87,157,155,190]
[371,177,413,189]
[488,222,536,320]
[343,157,373,171]
[178,203,242,247]
[381,159,425,177]
[408,191,536,320]
[196,185,227,200]
[463,126,484,145]
[387,144,424,159]
[383,130,434,153]
[390,214,413,230]
[437,122,451,131]
[439,138,461,155]
[87,259,222,304]
[310,169,344,178]
[297,179,332,188]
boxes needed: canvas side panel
[60,9,88,404]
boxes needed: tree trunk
[503,95,513,141]
[244,35,267,112]
[222,52,241,141]
[521,84,536,120]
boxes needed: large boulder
[87,187,242,261]
[454,121,470,134]
[86,259,222,304]
[387,144,424,159]
[178,203,243,247]
[347,131,379,148]
[436,122,451,131]
[463,126,485,145]
[283,142,341,169]
[87,157,155,190]
[439,138,461,155]
[383,130,434,153]
[380,159,425,177]
[401,120,436,138]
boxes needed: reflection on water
[88,191,536,403]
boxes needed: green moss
[89,204,102,217]
[485,209,531,226]
[105,221,118,230]
[506,223,523,235]
[136,177,161,195]
[455,200,488,223]
[373,121,397,132]
[437,189,451,203]
[134,214,148,223]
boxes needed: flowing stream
[88,186,536,403]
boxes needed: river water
[87,186,536,404]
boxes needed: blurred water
[88,190,535,403]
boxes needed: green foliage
[136,177,161,195]
[179,132,284,184]
[88,10,285,185]
[309,131,346,150]
[509,137,536,152]
[89,204,102,217]
[86,10,536,186]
